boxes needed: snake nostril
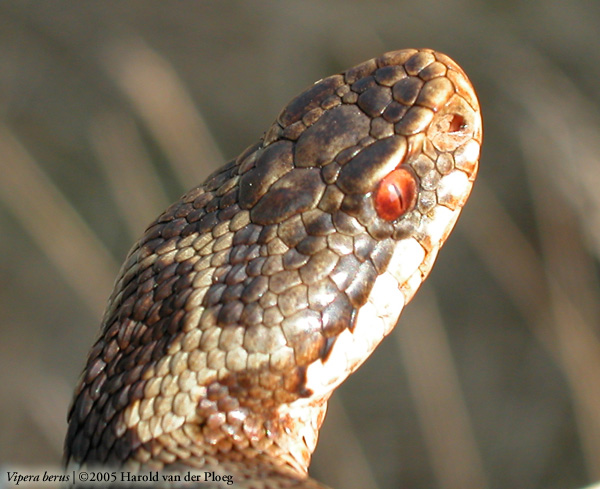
[448,114,467,133]
[374,168,418,221]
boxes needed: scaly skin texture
[65,49,482,488]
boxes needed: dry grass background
[1,1,600,488]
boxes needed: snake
[64,48,482,488]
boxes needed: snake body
[65,49,482,487]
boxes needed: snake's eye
[374,168,417,221]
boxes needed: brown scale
[65,48,482,488]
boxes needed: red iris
[375,168,417,221]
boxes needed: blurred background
[1,1,600,488]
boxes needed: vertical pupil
[389,182,403,206]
